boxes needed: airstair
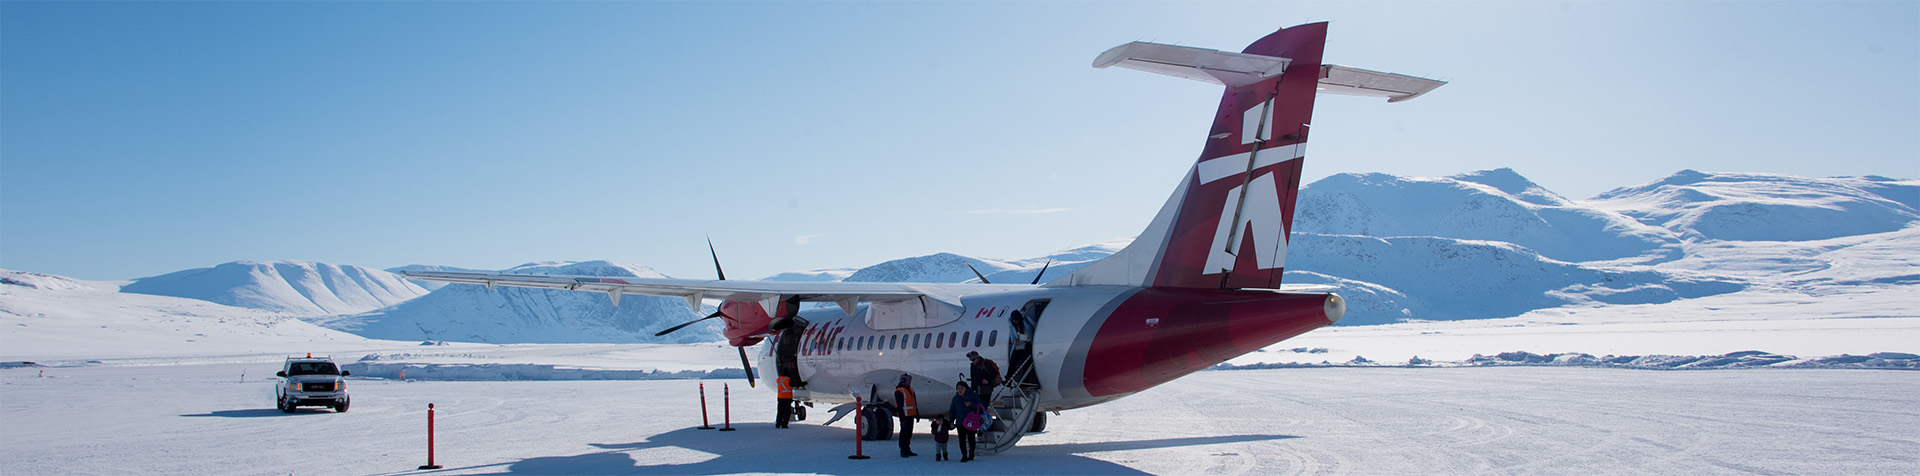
[977,359,1043,455]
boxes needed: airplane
[403,22,1443,454]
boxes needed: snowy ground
[3,363,1915,475]
[1230,288,1920,367]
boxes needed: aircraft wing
[400,270,1012,316]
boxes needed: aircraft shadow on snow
[401,423,1298,475]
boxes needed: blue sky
[4,1,1916,282]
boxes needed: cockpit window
[288,362,340,376]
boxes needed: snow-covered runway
[5,364,1914,475]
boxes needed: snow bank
[342,361,747,381]
[1213,350,1920,371]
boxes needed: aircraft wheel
[794,404,806,421]
[860,406,894,440]
[1029,412,1047,433]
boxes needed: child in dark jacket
[931,417,951,461]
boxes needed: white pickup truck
[275,356,351,413]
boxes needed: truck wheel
[279,397,295,413]
[335,401,349,412]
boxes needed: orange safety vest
[896,385,918,416]
[776,376,793,399]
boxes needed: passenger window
[934,333,943,349]
[989,330,998,347]
[948,332,957,348]
[972,331,982,347]
[913,334,921,349]
[890,335,898,350]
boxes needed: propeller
[654,310,722,337]
[707,237,726,281]
[965,262,992,284]
[738,346,756,388]
[655,237,755,387]
[1029,260,1053,285]
[658,237,734,337]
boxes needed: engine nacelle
[719,300,785,347]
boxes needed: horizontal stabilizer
[1092,40,1445,102]
[1317,64,1446,102]
[1092,41,1291,87]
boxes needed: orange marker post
[419,403,444,470]
[697,382,716,430]
[848,397,870,460]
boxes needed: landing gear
[794,404,807,421]
[1029,412,1047,433]
[859,405,894,441]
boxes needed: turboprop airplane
[403,22,1442,454]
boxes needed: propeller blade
[738,346,756,388]
[707,237,727,281]
[654,311,723,337]
[965,262,992,284]
[1029,260,1053,285]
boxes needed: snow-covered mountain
[762,267,859,282]
[1,269,385,361]
[56,169,1910,344]
[1282,234,1740,324]
[820,240,1131,286]
[321,261,720,344]
[784,170,1908,326]
[841,252,1018,283]
[120,260,427,316]
[1293,168,1681,264]
[1588,170,1919,242]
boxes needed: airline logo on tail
[1054,22,1444,291]
[1202,98,1296,275]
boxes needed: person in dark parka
[967,351,1001,394]
[949,380,984,462]
[771,316,809,388]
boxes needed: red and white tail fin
[1056,22,1442,290]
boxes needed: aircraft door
[1008,300,1048,388]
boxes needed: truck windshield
[287,362,339,376]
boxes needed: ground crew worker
[894,373,919,457]
[774,375,794,428]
